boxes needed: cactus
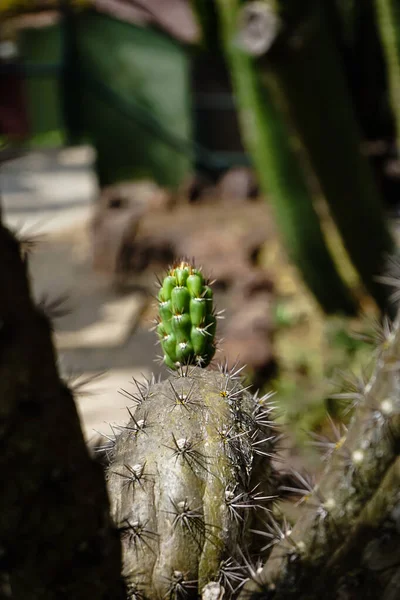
[103,260,400,599]
[106,366,279,598]
[375,0,400,151]
[214,0,357,316]
[101,261,277,598]
[0,223,127,599]
[230,0,394,314]
[156,261,217,369]
[239,312,400,599]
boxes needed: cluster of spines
[101,364,367,598]
[155,260,218,369]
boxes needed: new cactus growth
[156,261,217,369]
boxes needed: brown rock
[218,276,275,387]
[233,268,274,298]
[91,209,140,273]
[216,167,259,203]
[92,180,172,273]
[98,180,172,212]
[180,230,249,287]
[177,173,216,204]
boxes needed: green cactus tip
[156,260,217,369]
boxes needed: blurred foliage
[74,14,192,187]
[15,13,192,188]
[18,25,63,141]
[0,0,89,12]
[260,228,380,467]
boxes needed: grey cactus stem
[240,314,400,599]
[106,366,279,598]
[216,0,357,316]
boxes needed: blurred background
[1,0,400,472]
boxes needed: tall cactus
[107,366,279,598]
[375,0,400,151]
[213,0,357,316]
[234,0,394,314]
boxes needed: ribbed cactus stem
[241,315,400,599]
[106,366,279,598]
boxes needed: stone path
[0,146,159,443]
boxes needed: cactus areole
[156,261,217,369]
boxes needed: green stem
[216,0,357,315]
[257,2,394,313]
[375,0,400,149]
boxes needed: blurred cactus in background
[214,0,358,317]
[241,305,400,600]
[214,0,395,315]
[375,0,400,150]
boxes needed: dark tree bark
[0,223,126,599]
